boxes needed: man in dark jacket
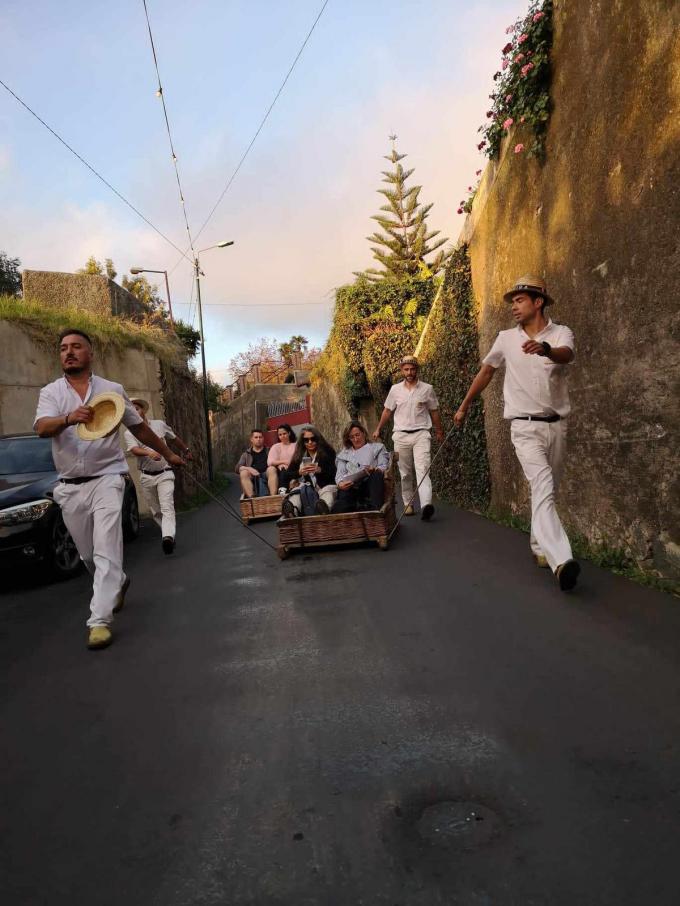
[235,429,277,497]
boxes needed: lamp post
[194,240,234,481]
[129,267,175,327]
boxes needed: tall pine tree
[359,137,451,282]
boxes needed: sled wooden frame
[276,453,398,559]
[240,494,283,525]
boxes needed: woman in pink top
[267,424,297,491]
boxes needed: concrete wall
[212,384,308,472]
[0,321,206,513]
[22,270,146,320]
[458,0,680,575]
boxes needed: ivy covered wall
[418,246,491,512]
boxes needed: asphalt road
[2,488,680,906]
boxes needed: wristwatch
[541,342,552,357]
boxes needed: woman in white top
[267,423,296,491]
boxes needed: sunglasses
[303,436,316,443]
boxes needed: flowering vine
[478,0,553,160]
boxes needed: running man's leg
[511,421,572,572]
[140,473,163,531]
[88,475,126,627]
[155,473,176,539]
[412,430,433,508]
[393,431,415,507]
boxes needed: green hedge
[420,246,491,511]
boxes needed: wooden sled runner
[276,454,398,559]
[240,494,283,525]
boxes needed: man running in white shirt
[125,399,192,556]
[454,275,580,591]
[34,329,185,650]
[373,355,445,521]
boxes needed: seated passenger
[235,429,277,498]
[332,421,389,513]
[267,423,297,493]
[281,427,337,517]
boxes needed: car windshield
[0,436,55,475]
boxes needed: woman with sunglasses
[282,427,337,517]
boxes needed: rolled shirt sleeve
[482,333,506,369]
[375,443,390,471]
[425,385,440,411]
[33,384,60,428]
[557,325,575,358]
[159,421,176,439]
[383,386,397,411]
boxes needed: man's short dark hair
[58,328,93,347]
[250,428,264,436]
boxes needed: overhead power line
[141,0,197,259]
[170,0,330,274]
[0,76,192,263]
[174,300,329,308]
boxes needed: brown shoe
[403,505,415,516]
[533,554,549,569]
[88,626,113,650]
[556,559,581,591]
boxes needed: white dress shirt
[124,419,176,472]
[482,319,575,418]
[384,380,440,431]
[34,374,142,479]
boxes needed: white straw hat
[76,392,126,441]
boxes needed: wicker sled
[276,454,398,559]
[240,494,283,524]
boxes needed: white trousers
[510,420,573,572]
[140,471,176,538]
[393,429,432,508]
[52,474,126,628]
[287,483,337,515]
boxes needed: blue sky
[1,0,522,381]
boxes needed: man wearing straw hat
[454,276,580,591]
[125,398,192,556]
[34,328,185,650]
[373,354,445,521]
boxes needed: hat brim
[76,392,126,441]
[503,289,554,305]
[130,398,149,412]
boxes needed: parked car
[0,433,139,579]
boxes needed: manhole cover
[416,801,502,849]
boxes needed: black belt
[141,467,174,475]
[398,428,429,434]
[60,475,103,485]
[512,414,561,422]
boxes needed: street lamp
[129,267,175,327]
[195,240,235,481]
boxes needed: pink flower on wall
[506,93,513,103]
[503,117,514,130]
[514,52,525,62]
[457,208,464,215]
[518,33,529,44]
[514,143,525,153]
[521,62,535,76]
[502,58,509,70]
[533,11,545,22]
[520,115,526,123]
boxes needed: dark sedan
[0,433,139,579]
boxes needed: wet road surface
[2,488,680,905]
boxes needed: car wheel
[122,486,140,541]
[50,510,82,579]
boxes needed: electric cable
[0,76,193,263]
[169,0,330,274]
[141,0,197,261]
[183,469,278,552]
